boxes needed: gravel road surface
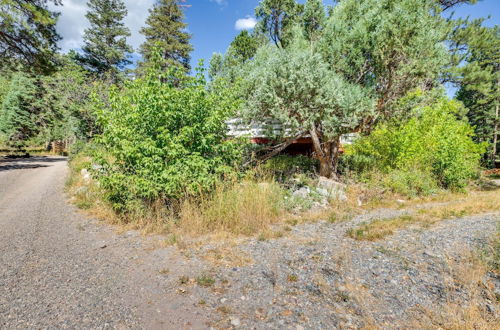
[1,156,498,329]
[0,156,208,329]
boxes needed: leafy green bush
[347,94,486,192]
[92,63,244,212]
[369,168,439,197]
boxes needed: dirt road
[0,156,498,329]
[0,157,208,329]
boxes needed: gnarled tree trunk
[310,126,341,179]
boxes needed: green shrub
[347,94,486,192]
[376,168,439,197]
[262,155,318,183]
[92,61,244,212]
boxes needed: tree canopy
[79,0,132,80]
[139,0,192,71]
[455,23,500,163]
[0,0,61,72]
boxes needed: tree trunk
[309,126,341,179]
[493,103,499,165]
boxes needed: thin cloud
[235,16,257,30]
[210,0,226,6]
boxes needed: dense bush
[346,95,486,191]
[93,64,244,212]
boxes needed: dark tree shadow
[0,156,67,172]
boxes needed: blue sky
[53,0,499,69]
[185,0,500,69]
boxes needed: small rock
[80,168,91,183]
[292,187,311,199]
[220,298,227,303]
[486,304,495,313]
[317,176,347,201]
[230,317,241,327]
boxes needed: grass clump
[196,275,215,287]
[179,180,285,236]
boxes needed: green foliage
[208,31,262,82]
[93,57,244,212]
[302,0,326,42]
[38,56,96,142]
[454,23,500,165]
[377,168,439,197]
[139,0,192,71]
[0,71,40,148]
[240,39,375,176]
[78,0,132,80]
[0,0,60,72]
[228,30,259,63]
[262,155,318,182]
[319,0,449,123]
[255,0,303,48]
[347,94,486,191]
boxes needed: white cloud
[49,0,154,53]
[210,0,226,5]
[235,16,257,30]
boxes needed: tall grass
[179,180,285,236]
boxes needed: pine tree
[0,72,40,147]
[228,30,259,63]
[455,24,500,165]
[0,0,60,72]
[255,0,303,48]
[302,0,326,42]
[139,0,193,70]
[79,0,132,79]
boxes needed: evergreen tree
[0,0,60,72]
[208,53,224,81]
[0,72,40,147]
[79,0,132,80]
[455,24,500,165]
[302,0,326,42]
[255,0,303,48]
[139,0,192,70]
[228,30,259,63]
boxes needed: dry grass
[408,251,499,329]
[348,189,500,241]
[178,180,285,236]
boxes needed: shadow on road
[0,156,67,172]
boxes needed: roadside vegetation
[1,0,496,241]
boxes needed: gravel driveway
[0,156,498,329]
[0,156,208,329]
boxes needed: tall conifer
[140,0,192,70]
[79,0,132,80]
